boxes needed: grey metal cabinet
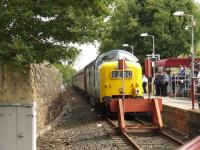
[0,102,36,150]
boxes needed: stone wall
[0,63,63,132]
[0,64,33,101]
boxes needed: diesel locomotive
[73,49,163,131]
[72,50,143,108]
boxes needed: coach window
[89,69,91,84]
[93,65,95,86]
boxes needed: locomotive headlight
[104,83,109,88]
[135,83,139,87]
[119,88,124,94]
[133,88,139,95]
[104,83,111,88]
[135,88,140,94]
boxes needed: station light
[173,11,184,16]
[173,11,195,77]
[140,33,148,37]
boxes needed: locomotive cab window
[118,52,138,62]
[97,52,117,66]
[96,50,138,67]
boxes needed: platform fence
[191,77,200,109]
[169,73,191,98]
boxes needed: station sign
[146,54,160,62]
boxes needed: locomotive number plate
[112,71,132,78]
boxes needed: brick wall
[0,63,63,132]
[162,105,188,134]
[162,105,200,138]
[187,110,200,138]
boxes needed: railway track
[104,116,184,150]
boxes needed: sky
[74,42,99,71]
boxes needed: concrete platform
[144,94,200,138]
[159,96,198,110]
[144,94,199,110]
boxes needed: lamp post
[140,33,155,58]
[173,11,195,77]
[122,44,134,54]
[140,33,155,95]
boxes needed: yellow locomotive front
[97,50,143,104]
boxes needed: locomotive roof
[97,49,138,62]
[83,49,139,69]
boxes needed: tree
[54,63,76,86]
[99,0,200,63]
[0,0,112,67]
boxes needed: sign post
[145,58,152,99]
[146,54,160,96]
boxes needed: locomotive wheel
[94,102,103,114]
[105,105,115,119]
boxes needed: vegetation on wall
[99,0,200,62]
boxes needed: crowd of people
[142,65,190,97]
[154,70,170,96]
[142,61,200,108]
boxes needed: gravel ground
[37,88,120,150]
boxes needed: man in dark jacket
[163,71,169,96]
[171,72,176,94]
[154,71,164,96]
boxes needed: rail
[105,117,183,149]
[105,118,141,149]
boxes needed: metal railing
[169,74,190,98]
[169,76,200,109]
[191,77,200,109]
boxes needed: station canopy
[156,58,200,68]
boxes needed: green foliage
[99,0,200,63]
[53,63,76,86]
[0,0,112,67]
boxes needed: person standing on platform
[142,74,148,93]
[178,65,185,96]
[154,71,163,96]
[171,72,176,95]
[195,60,200,76]
[163,71,169,96]
[197,71,200,108]
[178,65,185,77]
